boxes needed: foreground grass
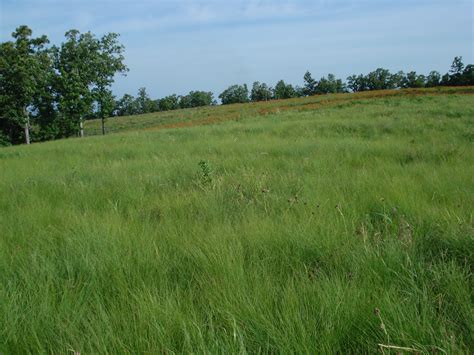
[1,92,473,353]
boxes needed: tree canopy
[0,26,127,144]
[219,84,249,104]
[273,80,296,99]
[0,26,50,144]
[251,82,273,102]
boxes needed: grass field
[84,86,474,136]
[1,88,473,353]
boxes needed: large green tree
[134,87,157,114]
[91,32,128,134]
[401,71,426,88]
[32,67,59,141]
[425,71,441,87]
[219,84,249,104]
[273,80,296,99]
[52,30,97,137]
[115,93,138,116]
[441,57,473,86]
[53,30,127,137]
[250,82,272,102]
[347,74,368,92]
[179,91,214,108]
[158,94,180,111]
[365,68,397,90]
[315,74,346,94]
[303,71,317,96]
[0,25,50,145]
[461,64,474,85]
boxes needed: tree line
[110,57,473,115]
[112,57,473,117]
[1,25,473,146]
[114,88,215,117]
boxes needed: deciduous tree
[158,94,180,111]
[219,84,249,104]
[425,71,441,87]
[401,71,426,88]
[180,91,214,108]
[115,94,138,116]
[250,82,272,102]
[52,30,97,137]
[135,87,156,114]
[303,71,317,96]
[91,32,128,135]
[0,25,50,144]
[347,74,368,92]
[316,74,346,94]
[273,80,296,99]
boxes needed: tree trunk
[101,116,105,135]
[24,122,30,145]
[80,120,84,137]
[23,107,30,145]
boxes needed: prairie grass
[1,89,473,353]
[84,86,474,136]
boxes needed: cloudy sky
[1,0,473,99]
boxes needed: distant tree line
[114,88,215,116]
[115,57,472,113]
[1,25,473,146]
[345,58,473,92]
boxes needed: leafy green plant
[198,160,212,184]
[0,133,11,146]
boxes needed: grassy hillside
[1,89,473,353]
[84,86,474,136]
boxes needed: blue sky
[1,0,473,99]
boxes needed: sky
[1,0,473,99]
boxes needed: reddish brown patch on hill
[144,87,474,133]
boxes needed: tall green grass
[1,92,473,353]
[83,86,474,136]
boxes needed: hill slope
[1,89,473,353]
[85,86,474,135]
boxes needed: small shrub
[198,160,212,184]
[0,133,11,147]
